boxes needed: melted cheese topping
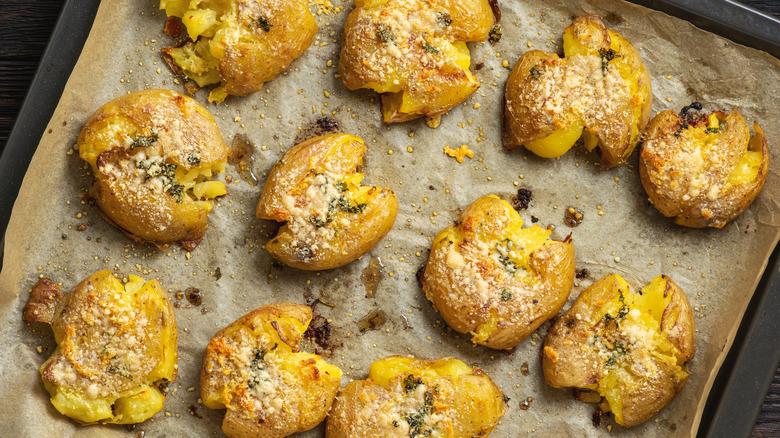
[528,55,631,136]
[43,281,157,399]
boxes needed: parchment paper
[1,0,779,436]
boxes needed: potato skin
[639,108,769,228]
[201,303,342,438]
[339,0,497,123]
[504,14,652,168]
[78,89,231,251]
[256,133,398,270]
[161,0,317,101]
[24,271,178,425]
[421,194,574,350]
[326,356,507,438]
[543,274,695,427]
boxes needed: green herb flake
[488,24,502,45]
[253,16,273,32]
[129,130,159,150]
[403,374,423,394]
[405,389,436,437]
[187,150,201,166]
[705,124,724,134]
[136,159,185,202]
[336,180,349,192]
[436,12,452,28]
[606,340,628,366]
[107,364,132,379]
[337,196,367,214]
[500,289,513,301]
[530,66,543,80]
[598,48,622,75]
[422,43,439,54]
[308,216,329,228]
[496,239,518,274]
[376,23,396,43]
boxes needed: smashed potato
[504,14,652,168]
[160,0,317,103]
[78,89,231,251]
[256,133,398,270]
[420,194,575,349]
[339,0,498,123]
[543,274,695,427]
[639,105,769,228]
[326,356,507,437]
[23,271,177,424]
[201,303,342,438]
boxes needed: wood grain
[0,0,778,436]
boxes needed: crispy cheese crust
[201,303,342,438]
[421,194,575,349]
[543,274,695,427]
[23,271,178,425]
[77,89,231,251]
[639,108,769,228]
[326,356,507,437]
[503,14,652,168]
[339,0,497,123]
[256,133,398,270]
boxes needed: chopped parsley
[705,124,724,134]
[422,43,439,54]
[406,389,436,437]
[403,374,423,394]
[129,130,158,150]
[598,48,621,75]
[307,215,329,228]
[248,343,277,387]
[436,12,452,28]
[376,23,395,43]
[187,150,201,166]
[252,16,273,32]
[136,159,185,202]
[496,239,518,274]
[107,364,132,379]
[530,66,543,80]
[501,289,513,301]
[335,196,367,214]
[606,341,628,366]
[488,24,502,45]
[336,180,349,192]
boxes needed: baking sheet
[1,0,779,437]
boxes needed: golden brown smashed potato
[201,303,342,438]
[256,133,398,270]
[78,89,231,251]
[23,270,178,425]
[639,106,769,228]
[326,356,507,437]
[543,274,695,427]
[160,0,317,103]
[421,194,575,350]
[339,0,498,124]
[504,14,652,168]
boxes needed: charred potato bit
[256,133,398,270]
[326,356,507,437]
[339,0,498,123]
[504,14,652,168]
[23,271,177,424]
[543,274,695,427]
[78,89,231,251]
[160,0,317,103]
[421,194,575,350]
[639,107,769,228]
[201,303,342,438]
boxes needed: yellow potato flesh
[368,357,473,389]
[524,123,584,158]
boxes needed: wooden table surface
[1,0,779,436]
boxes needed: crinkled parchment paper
[1,0,779,436]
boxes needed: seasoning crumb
[443,145,474,163]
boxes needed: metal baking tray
[0,0,777,436]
